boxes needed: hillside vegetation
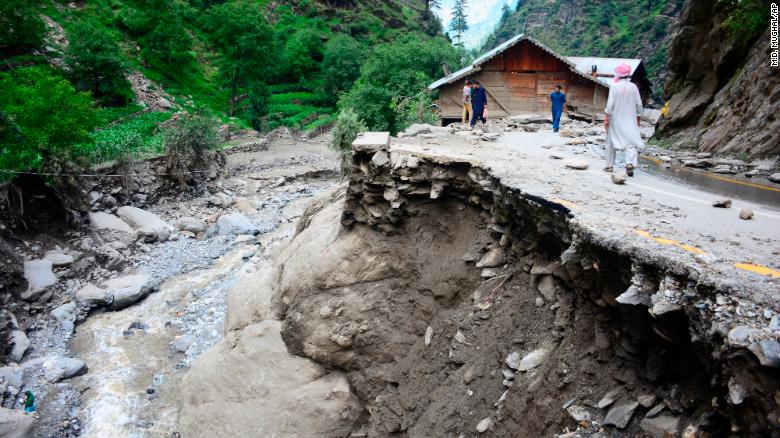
[1,0,462,181]
[481,0,685,100]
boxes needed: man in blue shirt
[549,85,566,133]
[470,81,488,129]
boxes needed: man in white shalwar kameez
[604,63,644,176]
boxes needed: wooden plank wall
[436,40,610,120]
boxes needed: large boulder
[402,123,436,137]
[21,260,56,301]
[180,320,361,438]
[8,330,29,362]
[22,356,86,382]
[76,274,156,310]
[116,206,173,242]
[177,217,207,234]
[88,212,133,233]
[217,213,258,236]
[0,407,35,438]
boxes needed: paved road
[393,128,780,305]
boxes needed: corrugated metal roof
[566,57,642,79]
[428,34,621,91]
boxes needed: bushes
[0,66,97,180]
[0,0,46,54]
[65,21,133,106]
[321,34,365,96]
[329,109,366,176]
[163,112,221,186]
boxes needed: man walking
[462,79,472,124]
[604,63,643,176]
[470,80,488,129]
[549,85,566,133]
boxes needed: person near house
[462,79,472,124]
[549,85,566,132]
[604,63,643,176]
[469,80,488,129]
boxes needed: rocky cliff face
[656,0,778,158]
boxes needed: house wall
[436,40,610,122]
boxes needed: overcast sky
[435,0,518,49]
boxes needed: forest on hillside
[0,0,465,181]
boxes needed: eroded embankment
[183,137,780,437]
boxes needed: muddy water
[70,245,251,438]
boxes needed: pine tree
[449,0,469,47]
[424,0,441,14]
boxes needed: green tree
[339,35,463,134]
[321,35,365,97]
[202,2,275,115]
[246,82,271,132]
[329,108,366,176]
[141,18,194,69]
[65,21,133,106]
[0,67,97,176]
[0,0,46,54]
[449,0,469,47]
[163,111,220,186]
[283,29,323,83]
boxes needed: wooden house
[429,34,651,124]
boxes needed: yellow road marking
[640,154,780,193]
[734,263,780,278]
[551,198,578,209]
[633,229,705,254]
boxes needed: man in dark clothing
[470,81,488,128]
[549,85,566,132]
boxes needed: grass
[74,111,173,163]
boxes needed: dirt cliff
[656,0,778,159]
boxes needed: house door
[505,72,536,112]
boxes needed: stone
[566,404,593,422]
[481,133,500,141]
[8,330,29,362]
[537,275,557,302]
[177,217,207,234]
[174,335,194,353]
[640,415,680,437]
[565,160,589,170]
[749,339,780,368]
[22,356,87,382]
[22,259,57,300]
[217,213,258,236]
[51,301,77,325]
[353,132,390,153]
[516,348,549,371]
[637,394,657,408]
[371,151,390,167]
[535,297,544,307]
[476,248,506,268]
[233,197,258,215]
[424,326,434,347]
[603,399,639,429]
[711,198,732,208]
[462,365,476,384]
[117,206,173,242]
[645,403,666,418]
[0,406,35,438]
[728,378,746,404]
[481,268,501,278]
[611,173,627,185]
[88,212,133,233]
[739,208,754,220]
[0,366,23,388]
[180,320,361,438]
[727,325,759,347]
[683,158,713,168]
[403,124,434,137]
[505,351,522,370]
[597,388,622,409]
[76,275,156,310]
[476,418,491,433]
[502,368,516,380]
[769,173,780,184]
[711,164,736,174]
[44,251,74,267]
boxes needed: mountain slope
[480,0,685,100]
